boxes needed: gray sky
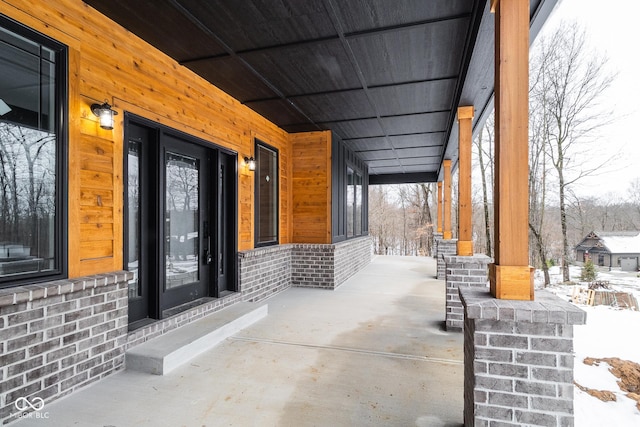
[542,0,640,198]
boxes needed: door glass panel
[165,152,199,289]
[127,140,141,297]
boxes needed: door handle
[203,220,213,264]
[204,249,213,265]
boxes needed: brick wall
[292,237,372,289]
[0,272,130,424]
[333,237,372,288]
[444,255,491,331]
[238,245,293,302]
[460,287,587,427]
[241,237,372,292]
[291,244,334,288]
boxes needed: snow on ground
[539,266,640,426]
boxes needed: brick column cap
[443,254,493,264]
[459,287,586,325]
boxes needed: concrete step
[126,302,268,375]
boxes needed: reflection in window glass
[347,167,354,238]
[346,167,363,239]
[127,141,141,298]
[165,152,200,289]
[255,142,278,246]
[0,22,61,283]
[355,172,362,236]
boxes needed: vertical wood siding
[291,131,332,244]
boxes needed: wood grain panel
[80,223,114,241]
[79,189,114,207]
[290,131,332,244]
[79,240,113,260]
[79,170,114,190]
[80,207,114,224]
[1,0,296,274]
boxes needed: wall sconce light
[244,156,256,171]
[91,101,118,130]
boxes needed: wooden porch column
[490,0,533,300]
[443,159,452,240]
[437,181,443,234]
[457,106,474,256]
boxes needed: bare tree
[530,22,615,282]
[369,183,435,256]
[528,47,553,285]
[473,116,494,258]
[408,183,434,256]
[369,186,395,255]
[628,177,640,228]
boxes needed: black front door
[161,137,211,311]
[125,116,237,326]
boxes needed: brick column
[436,239,457,280]
[459,287,586,427]
[444,255,491,331]
[432,232,443,258]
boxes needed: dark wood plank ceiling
[83,0,556,184]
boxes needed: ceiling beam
[369,172,438,185]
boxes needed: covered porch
[12,256,465,426]
[0,0,587,425]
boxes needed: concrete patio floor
[13,255,464,427]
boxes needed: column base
[489,264,534,300]
[443,231,453,240]
[456,240,473,256]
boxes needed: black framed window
[332,136,368,243]
[0,17,67,287]
[254,140,278,247]
[346,166,363,238]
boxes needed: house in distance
[575,231,640,271]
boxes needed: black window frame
[331,135,368,243]
[0,16,68,288]
[254,139,279,247]
[346,164,363,239]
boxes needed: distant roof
[596,231,640,254]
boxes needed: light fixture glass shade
[91,101,118,130]
[244,156,256,171]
